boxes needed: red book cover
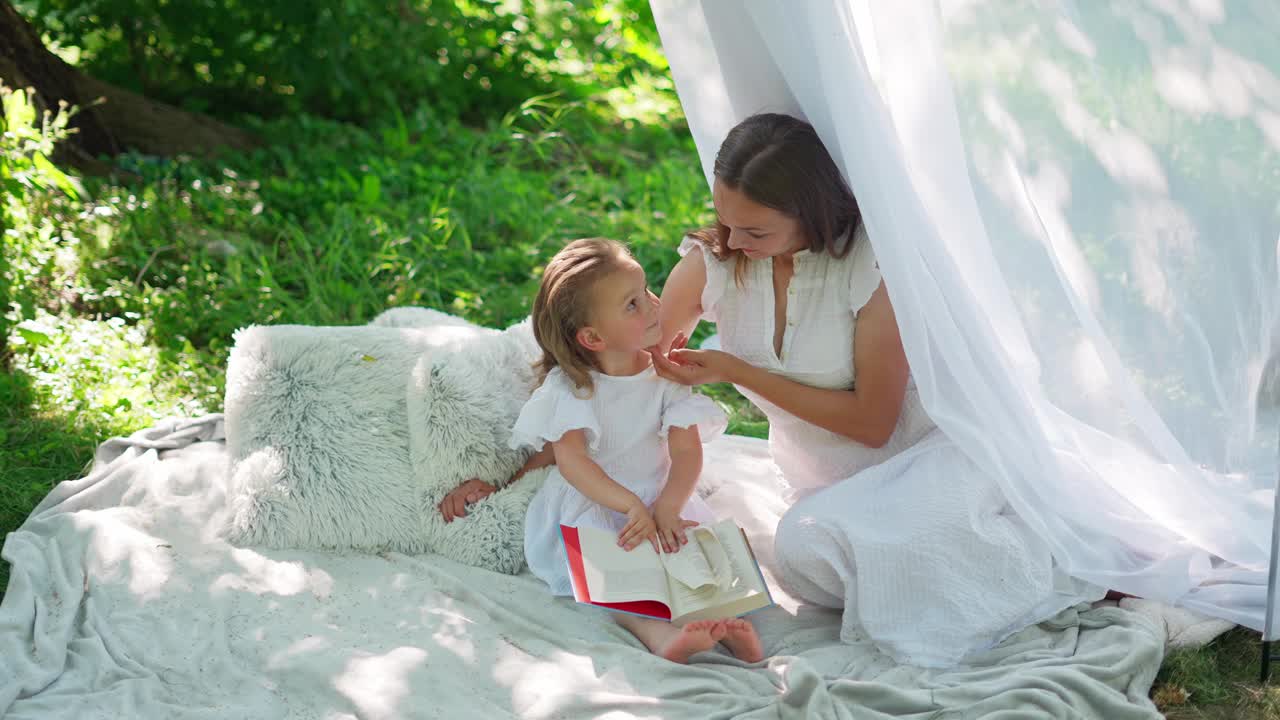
[561,524,673,621]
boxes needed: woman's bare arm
[657,249,708,352]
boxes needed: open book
[560,519,774,624]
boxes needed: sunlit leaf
[15,321,53,346]
[32,152,81,199]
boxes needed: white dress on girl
[680,231,1104,667]
[512,365,727,597]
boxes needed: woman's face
[713,179,808,259]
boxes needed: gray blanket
[1,416,1165,718]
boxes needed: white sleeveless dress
[511,366,727,597]
[681,231,1103,667]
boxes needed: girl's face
[584,258,662,352]
[713,179,808,259]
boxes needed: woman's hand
[648,332,742,386]
[652,499,699,553]
[617,496,660,552]
[438,479,497,523]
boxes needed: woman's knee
[773,507,848,609]
[773,504,810,569]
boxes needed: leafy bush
[19,0,677,125]
[0,86,83,353]
[83,97,706,334]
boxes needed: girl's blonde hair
[531,237,632,394]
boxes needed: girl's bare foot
[720,618,764,662]
[659,620,726,663]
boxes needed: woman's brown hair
[689,113,862,282]
[531,237,632,395]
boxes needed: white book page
[657,530,718,591]
[668,520,770,619]
[575,526,671,605]
[694,526,732,590]
[711,521,766,595]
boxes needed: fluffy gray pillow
[406,318,547,573]
[223,312,546,574]
[408,319,540,490]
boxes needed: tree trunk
[0,1,257,173]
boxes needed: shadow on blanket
[0,414,1171,719]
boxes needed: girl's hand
[652,501,699,553]
[438,479,497,523]
[649,333,741,386]
[665,330,691,354]
[618,497,660,552]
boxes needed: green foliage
[0,87,83,350]
[84,97,707,334]
[18,0,678,125]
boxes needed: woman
[650,113,1104,667]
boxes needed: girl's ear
[576,326,605,353]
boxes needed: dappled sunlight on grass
[600,72,683,125]
[8,310,216,424]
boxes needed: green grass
[0,90,1274,720]
[0,369,102,594]
[1157,628,1280,719]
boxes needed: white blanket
[1,416,1169,718]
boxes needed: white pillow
[407,318,546,572]
[223,313,545,574]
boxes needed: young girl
[510,237,764,664]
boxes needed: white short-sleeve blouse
[679,227,936,493]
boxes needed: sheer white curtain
[651,0,1280,631]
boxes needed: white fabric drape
[651,0,1280,632]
